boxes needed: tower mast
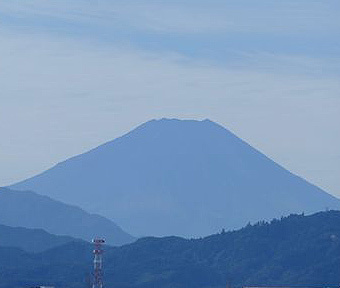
[92,238,105,288]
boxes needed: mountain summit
[11,119,340,237]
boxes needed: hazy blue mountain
[11,119,340,237]
[0,188,135,246]
[0,224,81,253]
[1,211,340,288]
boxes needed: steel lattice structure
[92,238,105,288]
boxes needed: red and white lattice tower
[92,238,105,288]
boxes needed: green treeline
[1,211,340,288]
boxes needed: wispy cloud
[3,0,340,34]
[2,0,339,70]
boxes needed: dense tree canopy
[1,211,340,288]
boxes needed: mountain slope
[0,224,81,253]
[1,211,340,288]
[0,188,135,246]
[11,118,340,237]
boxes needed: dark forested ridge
[0,224,82,253]
[1,211,340,288]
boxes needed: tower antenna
[92,238,105,288]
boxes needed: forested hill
[1,211,340,288]
[0,224,80,253]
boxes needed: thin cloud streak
[3,0,340,34]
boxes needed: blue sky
[1,0,339,196]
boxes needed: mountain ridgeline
[11,118,340,237]
[0,224,81,253]
[1,211,340,288]
[0,188,135,246]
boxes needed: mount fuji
[11,119,340,237]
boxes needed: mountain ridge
[0,187,135,246]
[0,224,82,253]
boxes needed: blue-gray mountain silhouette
[0,188,135,246]
[0,224,81,253]
[11,119,340,237]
